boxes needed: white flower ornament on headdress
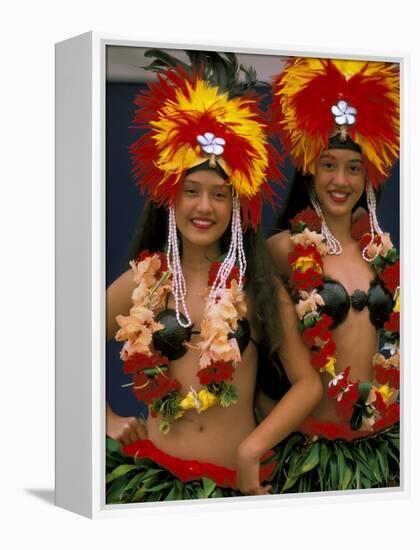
[197,132,226,155]
[331,100,357,126]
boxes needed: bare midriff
[309,245,379,423]
[146,336,258,469]
[146,275,259,469]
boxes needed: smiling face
[313,148,366,219]
[174,169,233,255]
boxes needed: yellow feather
[273,57,399,180]
[149,77,268,199]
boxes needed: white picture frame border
[55,31,409,519]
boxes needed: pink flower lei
[288,208,400,432]
[115,251,247,433]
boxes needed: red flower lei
[288,209,400,432]
[115,251,246,433]
[198,361,235,385]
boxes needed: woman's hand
[236,441,272,496]
[106,404,147,446]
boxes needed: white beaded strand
[209,197,246,300]
[361,182,384,262]
[308,186,343,256]
[166,206,193,328]
[166,199,247,326]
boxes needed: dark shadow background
[106,81,400,419]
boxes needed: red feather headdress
[271,58,399,189]
[130,65,282,228]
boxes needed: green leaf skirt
[271,422,400,493]
[106,438,242,503]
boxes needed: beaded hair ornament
[130,50,282,326]
[271,58,399,259]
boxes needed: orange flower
[131,280,150,306]
[116,306,164,357]
[229,279,247,320]
[197,319,241,368]
[378,232,394,257]
[129,253,163,286]
[364,235,382,260]
[291,228,329,255]
[204,282,246,331]
[373,351,400,370]
[296,289,325,320]
[120,329,153,358]
[115,308,151,340]
[205,290,238,327]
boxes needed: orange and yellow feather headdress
[130,61,282,228]
[271,57,400,188]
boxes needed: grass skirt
[106,438,275,503]
[271,419,399,493]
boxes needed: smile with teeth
[191,218,214,229]
[329,191,350,203]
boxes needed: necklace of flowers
[115,250,247,434]
[288,207,400,432]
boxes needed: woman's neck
[181,241,221,271]
[322,211,354,246]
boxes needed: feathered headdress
[130,50,282,228]
[271,58,399,189]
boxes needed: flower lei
[115,250,247,434]
[288,207,400,432]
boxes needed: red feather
[271,59,399,187]
[129,65,284,228]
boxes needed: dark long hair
[128,201,284,369]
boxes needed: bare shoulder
[107,268,137,309]
[107,267,136,295]
[267,229,293,258]
[267,230,293,274]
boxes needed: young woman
[267,57,400,492]
[105,56,322,503]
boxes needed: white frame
[55,31,409,519]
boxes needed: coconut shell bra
[287,208,400,433]
[115,251,255,433]
[319,278,394,330]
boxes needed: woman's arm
[267,230,294,277]
[236,284,323,495]
[106,403,147,445]
[106,268,148,444]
